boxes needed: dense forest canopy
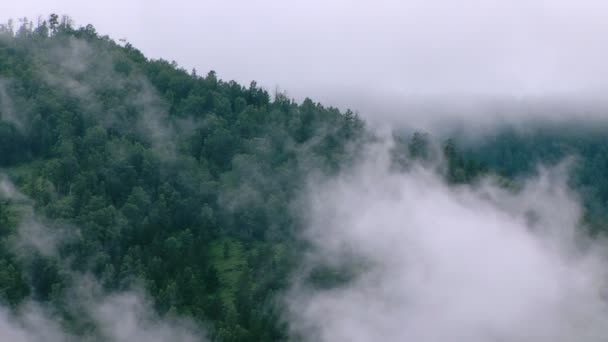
[1,15,608,342]
[0,15,368,341]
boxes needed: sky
[4,0,608,119]
[4,3,608,341]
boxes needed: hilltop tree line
[1,15,607,341]
[0,15,369,341]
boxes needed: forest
[1,15,608,341]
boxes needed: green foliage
[455,125,608,231]
[0,15,366,341]
[2,15,608,341]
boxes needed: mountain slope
[2,15,608,342]
[0,16,365,341]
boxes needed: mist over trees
[0,15,368,341]
[1,14,608,342]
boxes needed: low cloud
[6,1,608,123]
[39,37,178,159]
[0,285,204,342]
[0,78,24,130]
[90,289,202,342]
[287,139,608,341]
[0,176,207,342]
[0,303,67,342]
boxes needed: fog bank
[0,176,206,342]
[288,141,608,341]
[5,1,608,126]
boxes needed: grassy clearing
[209,237,246,309]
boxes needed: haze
[289,142,608,342]
[3,2,608,341]
[5,0,608,124]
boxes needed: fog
[0,34,206,339]
[4,0,608,127]
[0,176,206,342]
[3,2,608,341]
[287,140,608,341]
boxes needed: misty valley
[2,15,608,342]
